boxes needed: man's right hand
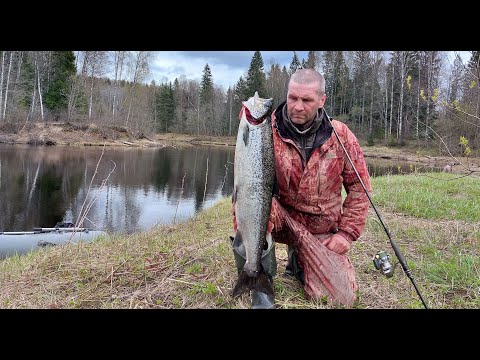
[322,233,351,255]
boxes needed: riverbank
[0,122,236,148]
[2,121,479,174]
[0,173,478,309]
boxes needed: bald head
[289,69,325,96]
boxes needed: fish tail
[232,267,274,298]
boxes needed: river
[0,143,440,233]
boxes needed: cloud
[148,51,309,90]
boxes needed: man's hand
[322,233,351,255]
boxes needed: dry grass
[0,199,238,308]
[1,196,478,309]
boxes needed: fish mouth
[243,107,269,125]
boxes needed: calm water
[0,143,440,233]
[0,144,234,233]
[367,158,442,178]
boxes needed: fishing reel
[373,251,394,278]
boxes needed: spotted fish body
[232,92,275,298]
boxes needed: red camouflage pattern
[232,110,372,307]
[269,113,372,241]
[273,197,357,306]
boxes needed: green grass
[371,172,480,221]
[362,172,480,308]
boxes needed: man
[231,68,372,308]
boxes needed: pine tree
[245,51,267,98]
[305,51,317,69]
[200,64,214,105]
[19,53,36,110]
[200,64,215,134]
[43,51,76,115]
[157,83,174,132]
[289,51,302,75]
[234,76,248,103]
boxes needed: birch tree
[83,51,109,122]
[112,51,127,122]
[35,53,45,121]
[0,52,4,122]
[124,51,152,128]
[2,51,13,121]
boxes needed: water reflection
[366,158,442,177]
[0,144,234,233]
[0,144,441,234]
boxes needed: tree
[448,54,464,104]
[245,51,267,98]
[200,64,214,105]
[200,64,214,134]
[463,51,480,118]
[225,86,234,136]
[232,76,248,130]
[125,51,153,127]
[43,51,76,117]
[266,62,289,110]
[289,51,302,75]
[172,77,187,133]
[304,51,317,69]
[323,51,350,118]
[112,51,127,122]
[157,83,174,132]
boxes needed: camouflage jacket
[271,110,372,242]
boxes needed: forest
[0,50,478,156]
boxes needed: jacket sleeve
[337,127,372,241]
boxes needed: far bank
[1,122,479,174]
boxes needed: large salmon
[232,92,275,299]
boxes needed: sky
[148,51,309,90]
[148,51,472,90]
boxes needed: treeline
[0,50,479,154]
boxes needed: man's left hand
[322,233,351,255]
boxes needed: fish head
[241,91,273,123]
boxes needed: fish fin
[253,271,274,298]
[232,270,252,298]
[233,230,245,255]
[243,125,249,147]
[232,267,274,299]
[234,229,243,245]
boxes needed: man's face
[286,81,326,126]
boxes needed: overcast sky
[148,51,309,89]
[147,51,472,90]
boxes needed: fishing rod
[326,114,429,309]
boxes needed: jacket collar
[274,101,333,151]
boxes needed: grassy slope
[0,173,478,309]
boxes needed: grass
[371,172,480,221]
[0,173,479,308]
